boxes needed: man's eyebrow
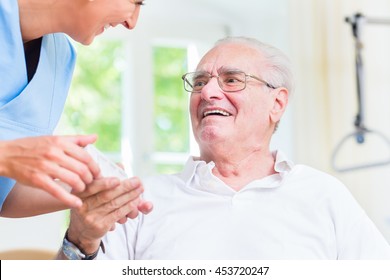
[217,66,227,73]
[217,66,241,74]
[193,71,209,78]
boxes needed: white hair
[214,36,294,94]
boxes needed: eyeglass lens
[185,71,246,92]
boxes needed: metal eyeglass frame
[181,70,276,93]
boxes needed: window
[57,40,195,173]
[57,39,124,160]
[152,46,190,174]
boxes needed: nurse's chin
[79,34,98,46]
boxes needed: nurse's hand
[0,135,100,208]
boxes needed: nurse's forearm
[0,183,67,218]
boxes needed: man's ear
[269,88,288,123]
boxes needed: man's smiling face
[189,42,278,151]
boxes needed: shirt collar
[273,150,294,174]
[178,149,294,189]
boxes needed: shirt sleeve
[0,177,16,211]
[330,181,390,259]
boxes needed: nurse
[0,0,145,217]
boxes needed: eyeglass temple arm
[247,74,276,89]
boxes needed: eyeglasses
[181,70,276,93]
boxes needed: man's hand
[66,176,152,255]
[0,135,100,208]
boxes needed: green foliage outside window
[153,47,189,154]
[153,46,189,174]
[58,40,123,153]
[155,163,185,174]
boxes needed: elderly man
[58,37,390,260]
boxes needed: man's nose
[200,77,224,101]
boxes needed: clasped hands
[67,176,153,255]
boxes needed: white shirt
[99,150,390,260]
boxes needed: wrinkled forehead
[196,43,265,74]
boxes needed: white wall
[289,0,390,241]
[0,212,66,252]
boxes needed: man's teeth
[203,110,231,117]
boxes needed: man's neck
[200,146,276,191]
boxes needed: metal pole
[365,17,390,25]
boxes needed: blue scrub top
[0,0,76,209]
